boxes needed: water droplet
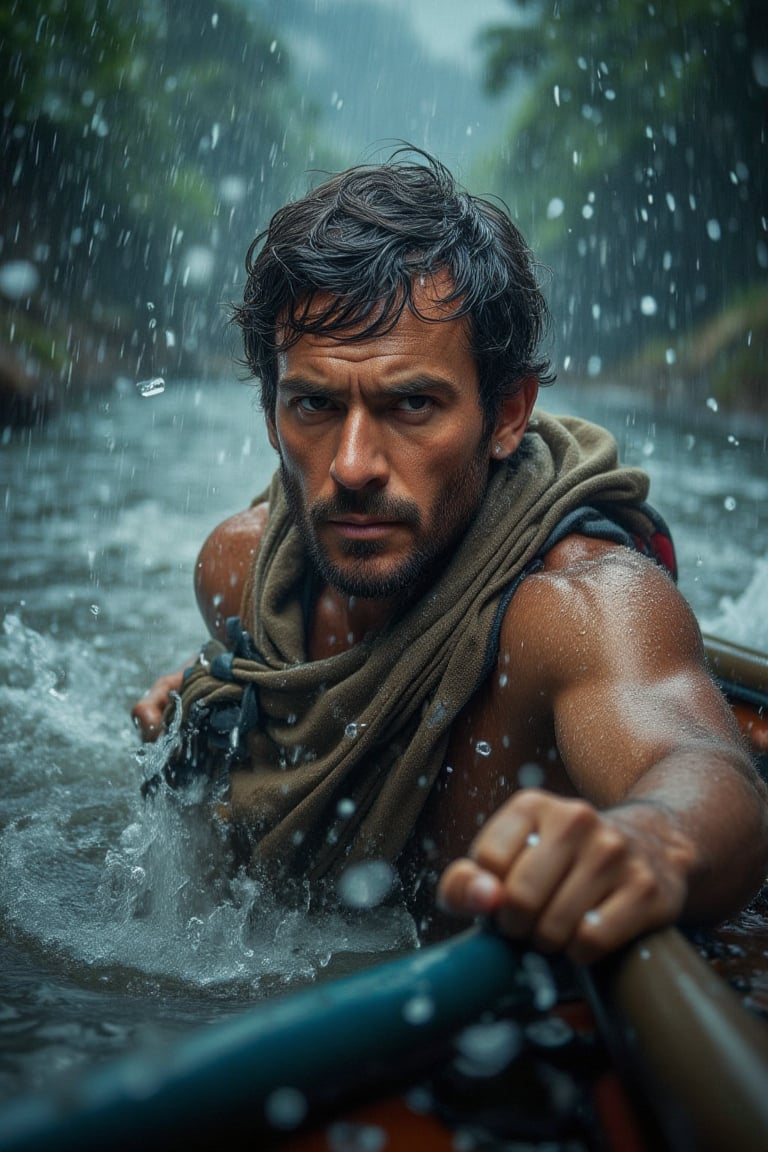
[344,721,366,739]
[0,260,39,300]
[337,860,394,909]
[640,295,658,316]
[706,219,722,242]
[336,797,356,818]
[706,397,719,412]
[518,762,544,788]
[137,377,165,398]
[474,741,492,757]
[404,1086,433,1114]
[264,1086,307,1130]
[498,672,508,688]
[454,1020,522,1077]
[326,1121,387,1152]
[724,496,737,511]
[546,197,565,219]
[90,604,100,617]
[402,994,434,1025]
[521,951,557,1010]
[525,1016,574,1048]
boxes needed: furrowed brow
[277,376,336,398]
[385,375,461,399]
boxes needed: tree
[0,0,321,416]
[478,0,768,392]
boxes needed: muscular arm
[193,502,267,642]
[131,503,267,740]
[439,543,768,962]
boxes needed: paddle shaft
[581,926,768,1152]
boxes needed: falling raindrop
[326,1122,387,1152]
[402,994,435,1025]
[264,1087,308,1130]
[137,378,166,398]
[518,762,544,788]
[474,740,492,757]
[337,860,394,909]
[525,1016,574,1048]
[0,260,39,300]
[454,1019,522,1077]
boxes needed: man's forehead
[275,270,462,342]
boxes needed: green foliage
[0,0,321,392]
[477,0,768,380]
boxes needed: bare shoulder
[502,535,704,691]
[498,534,750,805]
[194,502,269,641]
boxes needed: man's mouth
[324,516,400,539]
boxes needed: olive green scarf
[163,413,656,886]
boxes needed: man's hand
[437,788,690,965]
[131,666,187,742]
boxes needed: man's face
[268,279,507,602]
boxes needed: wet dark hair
[232,147,555,430]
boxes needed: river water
[1,375,767,1105]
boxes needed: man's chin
[315,553,428,602]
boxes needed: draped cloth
[162,413,667,888]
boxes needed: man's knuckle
[502,880,539,919]
[629,862,663,904]
[560,799,597,837]
[593,826,627,865]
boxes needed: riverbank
[2,290,766,434]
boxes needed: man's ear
[489,376,539,459]
[266,414,279,453]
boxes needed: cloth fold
[159,412,665,886]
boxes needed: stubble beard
[279,441,491,603]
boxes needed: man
[133,149,768,964]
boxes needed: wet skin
[132,284,768,964]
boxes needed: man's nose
[330,410,389,490]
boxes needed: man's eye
[396,396,433,413]
[297,396,332,412]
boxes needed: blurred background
[2,0,766,424]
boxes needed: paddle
[581,925,768,1152]
[2,920,767,1152]
[0,927,536,1152]
[577,635,768,1151]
